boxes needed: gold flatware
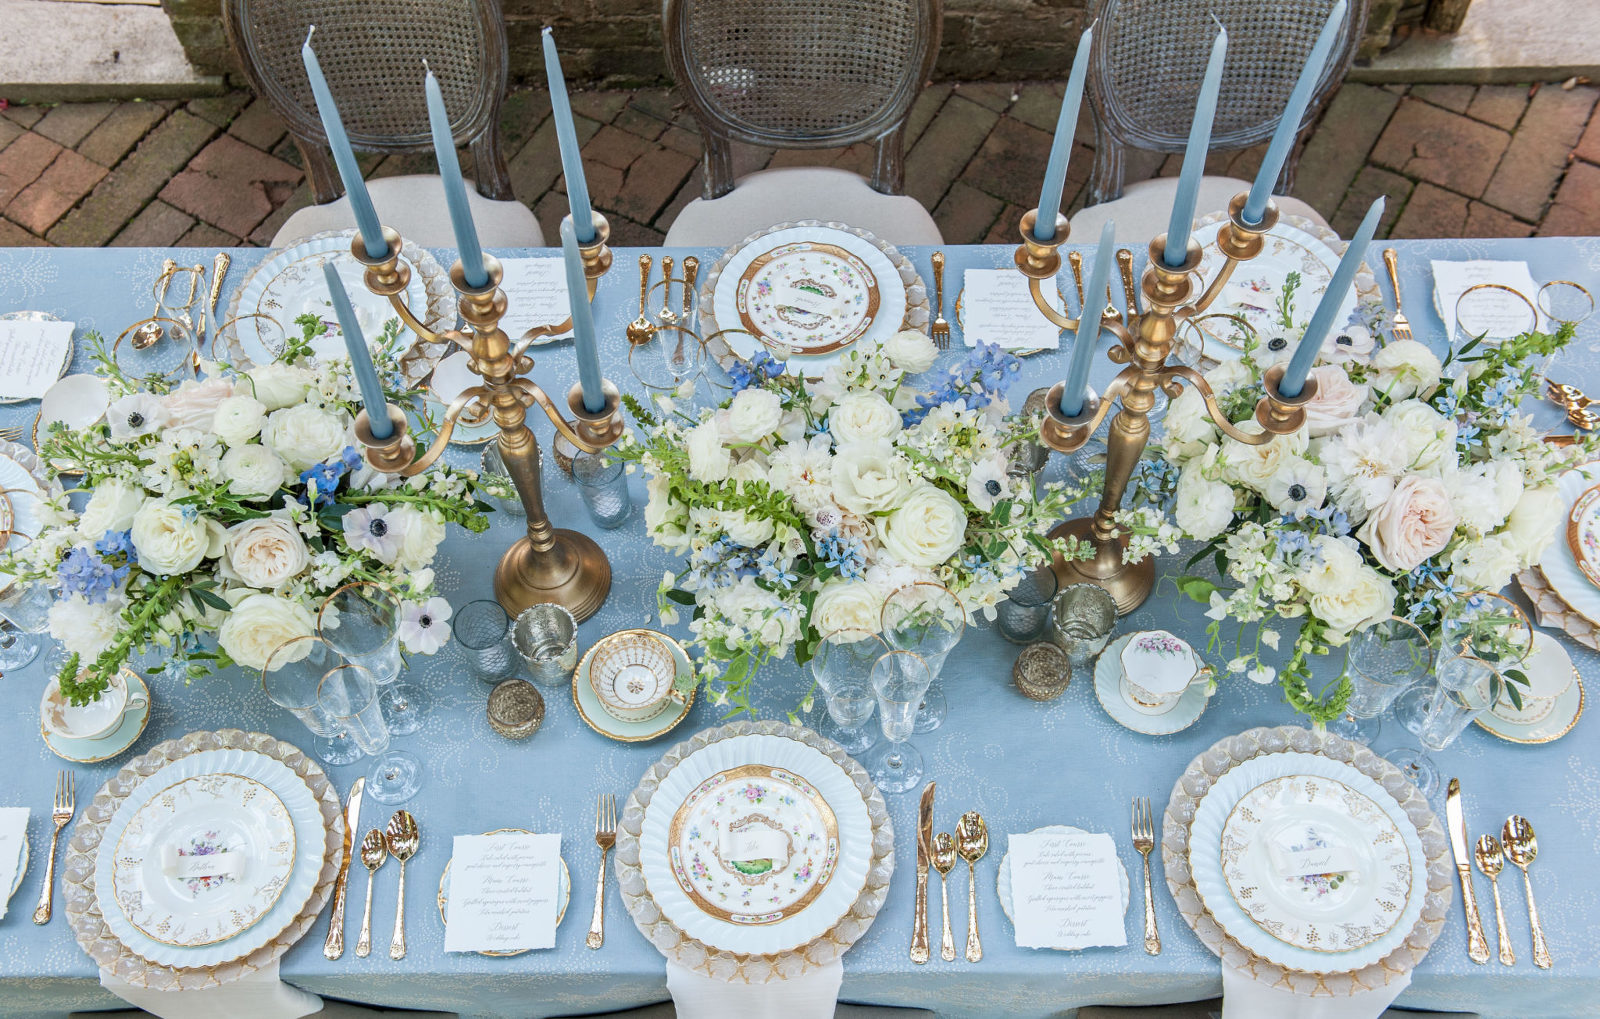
[626,255,654,346]
[1475,834,1515,966]
[930,251,950,350]
[1446,778,1490,964]
[1570,404,1598,431]
[911,781,935,964]
[674,256,699,364]
[956,811,987,962]
[1068,250,1084,307]
[32,770,73,924]
[323,776,364,959]
[0,425,22,442]
[932,832,957,962]
[657,256,675,324]
[1117,248,1139,316]
[384,810,419,960]
[1132,796,1160,955]
[1547,380,1592,410]
[587,792,616,949]
[1383,248,1412,342]
[356,829,387,958]
[1501,815,1552,969]
[131,259,178,350]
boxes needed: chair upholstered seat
[271,175,544,249]
[663,167,943,248]
[1068,175,1328,250]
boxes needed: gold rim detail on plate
[40,668,151,764]
[735,241,880,357]
[436,828,570,958]
[571,630,696,743]
[1566,483,1600,588]
[1475,673,1585,744]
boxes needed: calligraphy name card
[443,831,561,953]
[0,320,73,401]
[0,807,27,919]
[1010,830,1127,950]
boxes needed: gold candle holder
[1017,194,1311,614]
[353,215,622,622]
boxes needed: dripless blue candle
[561,219,605,413]
[1061,219,1117,418]
[1243,0,1346,225]
[1164,25,1228,267]
[301,28,385,259]
[424,63,487,288]
[1033,21,1094,242]
[543,28,595,245]
[1281,196,1384,397]
[325,263,393,439]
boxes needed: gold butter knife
[1447,778,1491,964]
[911,781,935,964]
[323,777,365,959]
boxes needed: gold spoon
[384,810,419,961]
[1501,815,1552,969]
[955,811,988,962]
[657,255,675,325]
[131,259,178,350]
[1475,834,1515,966]
[673,255,700,365]
[932,832,958,962]
[626,255,654,346]
[356,829,387,958]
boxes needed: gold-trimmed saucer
[40,669,150,763]
[572,630,696,743]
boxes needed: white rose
[1383,399,1456,471]
[1203,358,1252,395]
[48,594,123,660]
[1161,387,1216,447]
[811,579,886,636]
[219,592,317,671]
[388,506,446,571]
[1445,460,1521,536]
[833,440,909,516]
[881,329,938,373]
[1309,563,1395,636]
[726,388,784,443]
[212,395,269,447]
[1448,535,1522,591]
[1221,421,1308,492]
[721,508,775,548]
[880,484,967,567]
[162,377,235,430]
[225,513,309,589]
[643,475,691,553]
[77,479,145,538]
[130,499,215,575]
[1503,485,1563,564]
[240,362,313,411]
[263,404,348,471]
[221,445,290,500]
[685,420,730,483]
[1304,364,1369,438]
[1371,339,1442,401]
[829,392,902,444]
[1298,535,1365,596]
[1173,461,1235,541]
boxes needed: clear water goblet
[1386,651,1501,798]
[864,650,933,794]
[1454,284,1537,353]
[317,662,423,804]
[881,582,966,733]
[1328,616,1433,745]
[0,551,51,672]
[318,582,426,736]
[261,635,363,766]
[809,628,886,755]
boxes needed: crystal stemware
[863,650,933,794]
[318,662,423,804]
[0,567,51,673]
[881,582,965,733]
[318,582,426,736]
[809,628,886,755]
[1328,615,1433,745]
[1387,651,1501,798]
[262,635,364,766]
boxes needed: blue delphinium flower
[94,529,138,563]
[731,351,787,394]
[57,547,126,604]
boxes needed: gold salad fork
[1132,796,1160,955]
[930,251,950,350]
[587,793,616,949]
[1383,248,1412,342]
[33,770,74,924]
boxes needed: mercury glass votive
[1013,641,1071,701]
[512,603,580,688]
[1050,582,1118,667]
[487,678,545,739]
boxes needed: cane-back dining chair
[222,0,543,248]
[661,0,944,247]
[1069,0,1364,247]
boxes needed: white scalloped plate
[1541,462,1600,630]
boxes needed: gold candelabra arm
[1191,193,1278,314]
[1037,376,1131,453]
[1014,209,1081,330]
[348,228,446,344]
[509,377,625,456]
[352,384,490,478]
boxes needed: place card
[1009,830,1127,950]
[498,258,574,342]
[1431,260,1547,342]
[1268,838,1360,880]
[961,269,1065,351]
[443,831,561,953]
[0,808,28,920]
[0,319,73,401]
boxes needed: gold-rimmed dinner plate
[735,241,881,358]
[437,828,570,957]
[1567,481,1600,588]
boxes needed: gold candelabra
[351,213,624,622]
[1016,193,1317,614]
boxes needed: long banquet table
[1,238,1597,1019]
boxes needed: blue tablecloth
[1,237,1597,1019]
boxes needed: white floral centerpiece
[617,331,1091,714]
[1123,273,1595,721]
[3,318,489,705]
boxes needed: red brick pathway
[0,79,1595,249]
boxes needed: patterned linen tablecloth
[1,238,1597,1019]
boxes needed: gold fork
[1383,248,1412,342]
[586,793,616,949]
[34,771,74,924]
[0,426,22,442]
[930,251,950,350]
[1131,796,1159,955]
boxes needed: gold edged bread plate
[437,827,570,957]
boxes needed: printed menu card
[1009,829,1127,950]
[962,269,1066,351]
[0,319,73,401]
[443,831,561,953]
[498,258,575,341]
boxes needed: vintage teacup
[40,669,147,741]
[1119,630,1205,713]
[588,630,687,723]
[1493,630,1573,725]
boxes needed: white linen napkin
[0,807,27,919]
[665,959,842,1019]
[1221,961,1411,1019]
[101,961,321,1019]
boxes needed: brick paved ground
[0,79,1596,249]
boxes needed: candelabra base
[1047,516,1155,616]
[493,529,613,623]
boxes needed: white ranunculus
[240,361,313,411]
[387,506,446,571]
[212,394,269,447]
[77,479,145,538]
[726,387,784,443]
[1371,338,1443,401]
[1298,535,1366,596]
[811,579,886,637]
[225,513,309,590]
[106,393,169,442]
[163,377,235,430]
[1445,460,1521,536]
[768,436,834,518]
[1383,399,1457,471]
[1448,534,1522,591]
[881,328,939,373]
[685,420,731,483]
[262,404,348,471]
[829,391,902,445]
[218,592,317,671]
[879,484,967,567]
[833,440,910,516]
[130,499,214,575]
[1320,415,1407,520]
[1173,461,1236,540]
[1304,364,1369,438]
[48,594,123,660]
[221,444,290,500]
[1503,485,1564,564]
[1220,420,1308,493]
[1309,562,1395,636]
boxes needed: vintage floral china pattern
[735,242,880,356]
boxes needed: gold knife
[323,777,365,959]
[1446,778,1491,964]
[912,781,935,964]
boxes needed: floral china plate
[736,241,881,357]
[1093,633,1213,735]
[438,828,570,957]
[42,669,150,764]
[1567,481,1600,588]
[1539,462,1600,632]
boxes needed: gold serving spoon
[626,255,654,346]
[385,810,419,961]
[1501,815,1552,969]
[932,832,958,962]
[356,829,387,958]
[1475,834,1515,966]
[956,812,988,962]
[131,259,178,349]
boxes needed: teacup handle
[124,688,150,714]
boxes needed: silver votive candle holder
[487,678,545,739]
[1049,582,1118,667]
[512,603,580,688]
[1013,641,1071,701]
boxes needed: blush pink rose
[1357,475,1457,573]
[163,377,236,430]
[1302,365,1368,438]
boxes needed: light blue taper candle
[1061,219,1117,418]
[324,263,392,439]
[301,28,385,259]
[1243,0,1346,225]
[561,219,605,413]
[424,62,488,288]
[543,28,595,245]
[1280,196,1384,398]
[1163,24,1228,267]
[1032,20,1095,242]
